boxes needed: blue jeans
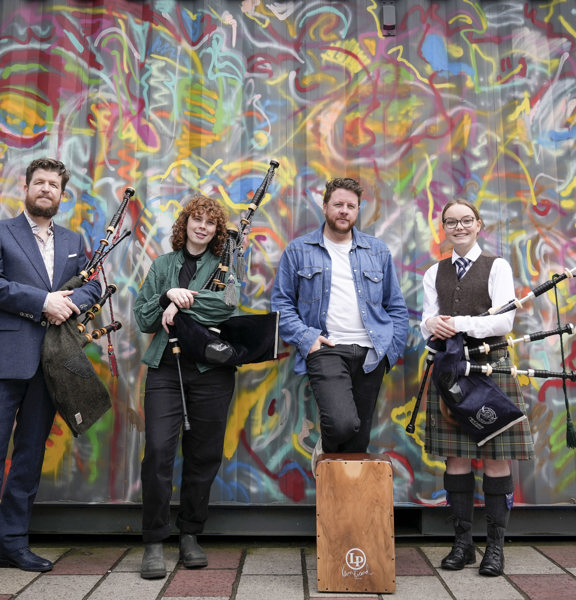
[305,344,389,453]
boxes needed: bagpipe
[406,269,576,448]
[41,187,134,436]
[480,267,575,316]
[170,159,281,369]
[169,160,280,431]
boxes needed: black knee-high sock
[444,472,475,545]
[483,474,514,546]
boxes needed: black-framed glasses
[442,216,476,230]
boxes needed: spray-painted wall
[1,0,575,510]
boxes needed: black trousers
[141,349,235,543]
[305,344,389,453]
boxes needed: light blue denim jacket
[271,224,409,375]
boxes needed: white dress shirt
[420,243,516,340]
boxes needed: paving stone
[88,572,168,600]
[0,567,39,594]
[241,547,302,575]
[235,574,303,600]
[14,574,101,600]
[536,543,576,568]
[200,546,242,569]
[508,573,576,600]
[393,576,453,599]
[491,544,564,575]
[48,545,128,575]
[437,568,524,600]
[164,568,237,597]
[395,546,434,575]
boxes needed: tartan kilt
[424,350,535,460]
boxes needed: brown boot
[441,472,476,570]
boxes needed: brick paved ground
[0,537,575,599]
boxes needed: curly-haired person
[134,195,238,579]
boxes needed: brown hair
[323,177,363,204]
[171,195,229,255]
[441,199,482,225]
[25,158,70,191]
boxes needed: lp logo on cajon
[345,548,367,570]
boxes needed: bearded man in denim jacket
[271,177,409,475]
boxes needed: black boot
[180,534,208,568]
[140,542,166,579]
[479,474,513,577]
[441,472,476,570]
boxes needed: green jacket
[133,249,239,369]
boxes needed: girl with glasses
[420,199,534,577]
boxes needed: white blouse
[420,243,516,341]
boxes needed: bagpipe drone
[41,187,134,436]
[406,269,576,449]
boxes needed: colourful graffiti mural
[0,0,575,510]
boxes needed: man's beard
[325,214,355,235]
[25,196,59,219]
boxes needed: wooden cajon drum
[316,453,395,594]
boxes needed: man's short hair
[26,158,71,192]
[323,177,363,204]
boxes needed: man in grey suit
[0,158,101,572]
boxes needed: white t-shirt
[324,236,373,348]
